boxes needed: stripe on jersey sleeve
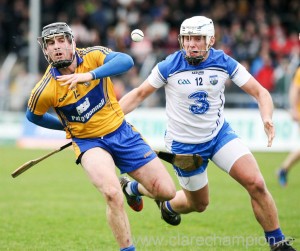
[28,72,51,112]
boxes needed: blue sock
[165,201,177,214]
[120,244,135,251]
[130,181,142,196]
[265,228,285,245]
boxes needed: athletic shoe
[155,200,181,226]
[120,176,143,212]
[270,238,296,251]
[278,169,288,187]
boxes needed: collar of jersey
[50,51,83,79]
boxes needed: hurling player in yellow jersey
[26,22,176,251]
[278,66,300,187]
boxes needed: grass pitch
[0,147,299,251]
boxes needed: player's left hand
[263,119,275,147]
[57,73,93,90]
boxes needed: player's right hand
[58,73,93,90]
[263,120,275,147]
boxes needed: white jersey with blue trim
[148,48,251,144]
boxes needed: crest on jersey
[83,82,91,87]
[209,75,218,85]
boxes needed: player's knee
[149,177,176,201]
[155,186,176,201]
[192,201,209,213]
[102,186,124,208]
[247,175,267,195]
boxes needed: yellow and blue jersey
[28,46,124,139]
[294,67,300,88]
[293,67,300,113]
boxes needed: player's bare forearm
[257,89,274,122]
[119,80,157,115]
[119,88,142,114]
[241,78,275,146]
[257,90,275,147]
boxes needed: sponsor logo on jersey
[209,75,218,85]
[59,93,67,102]
[178,79,191,85]
[192,71,204,75]
[76,97,90,115]
[71,98,105,122]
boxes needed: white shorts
[176,138,250,191]
[212,137,251,173]
[177,169,208,191]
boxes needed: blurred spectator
[70,17,93,47]
[254,53,275,92]
[130,36,153,65]
[145,12,169,45]
[1,0,300,111]
[269,15,294,59]
[8,63,41,111]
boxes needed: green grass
[1,147,299,251]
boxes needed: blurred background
[1,3,299,250]
[0,0,299,149]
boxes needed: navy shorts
[73,120,156,174]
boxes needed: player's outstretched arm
[241,76,275,147]
[119,79,158,115]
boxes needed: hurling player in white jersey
[119,16,296,250]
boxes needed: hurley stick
[11,142,202,178]
[11,142,72,178]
